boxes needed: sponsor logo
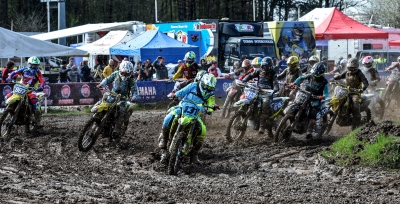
[223,82,232,91]
[58,99,74,105]
[171,25,188,29]
[242,39,274,44]
[43,85,51,97]
[194,22,217,30]
[191,34,199,42]
[41,99,53,106]
[79,98,94,104]
[3,85,12,97]
[139,86,157,96]
[235,24,254,32]
[81,84,91,98]
[61,85,71,99]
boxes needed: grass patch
[322,124,400,169]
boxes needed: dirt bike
[225,80,289,143]
[167,103,218,175]
[324,81,373,135]
[221,80,243,118]
[383,69,400,108]
[364,87,385,120]
[78,88,134,152]
[274,85,330,143]
[92,64,105,82]
[0,83,45,138]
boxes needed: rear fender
[233,99,251,107]
[227,87,238,97]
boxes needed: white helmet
[119,61,133,81]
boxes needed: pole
[253,0,255,21]
[155,0,158,23]
[47,0,50,32]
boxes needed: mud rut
[0,109,399,203]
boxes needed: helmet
[310,62,326,78]
[362,56,374,68]
[261,57,274,71]
[184,51,196,63]
[241,59,251,68]
[194,70,207,82]
[251,57,262,67]
[199,73,217,97]
[287,56,299,71]
[397,56,400,62]
[346,58,359,74]
[293,23,305,36]
[119,61,133,81]
[308,55,319,65]
[28,56,40,65]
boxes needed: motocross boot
[34,110,43,129]
[158,128,169,149]
[112,110,126,138]
[266,119,274,138]
[190,141,203,165]
[306,119,316,139]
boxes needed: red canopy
[316,8,388,40]
[389,40,400,46]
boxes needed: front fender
[5,94,21,105]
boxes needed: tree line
[0,0,362,37]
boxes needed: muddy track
[0,110,399,203]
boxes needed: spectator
[59,60,71,83]
[2,60,15,83]
[80,60,91,82]
[137,60,153,81]
[173,60,183,74]
[347,54,352,59]
[358,53,365,64]
[322,57,328,72]
[68,65,79,82]
[66,57,79,81]
[208,60,223,77]
[152,56,169,79]
[374,54,387,71]
[200,59,208,71]
[277,55,287,73]
[103,59,115,78]
[335,56,343,68]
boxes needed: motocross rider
[386,56,400,71]
[332,58,369,129]
[242,57,279,137]
[302,55,319,74]
[7,56,45,128]
[360,56,381,90]
[225,59,252,80]
[277,56,302,98]
[168,51,200,95]
[93,61,138,138]
[290,62,329,139]
[159,73,218,164]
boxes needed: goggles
[202,84,215,91]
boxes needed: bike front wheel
[225,110,248,143]
[78,117,101,152]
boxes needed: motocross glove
[289,83,295,87]
[167,92,175,98]
[213,104,220,110]
[318,95,324,100]
[36,86,43,92]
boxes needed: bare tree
[366,0,400,27]
[12,11,47,32]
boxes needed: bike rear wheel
[225,110,248,143]
[78,117,101,152]
[274,114,294,143]
[324,110,337,135]
[374,98,385,120]
[384,84,394,108]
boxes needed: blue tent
[110,30,199,63]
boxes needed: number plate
[13,84,28,95]
[182,103,200,118]
[244,88,257,100]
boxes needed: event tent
[110,30,199,63]
[300,7,388,40]
[0,27,88,58]
[389,40,400,46]
[77,30,137,55]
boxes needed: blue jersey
[175,82,216,113]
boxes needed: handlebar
[329,80,361,93]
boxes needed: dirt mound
[357,120,400,143]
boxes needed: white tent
[299,8,335,27]
[30,21,142,41]
[0,27,87,58]
[77,30,137,55]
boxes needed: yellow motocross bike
[78,88,134,152]
[0,83,45,137]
